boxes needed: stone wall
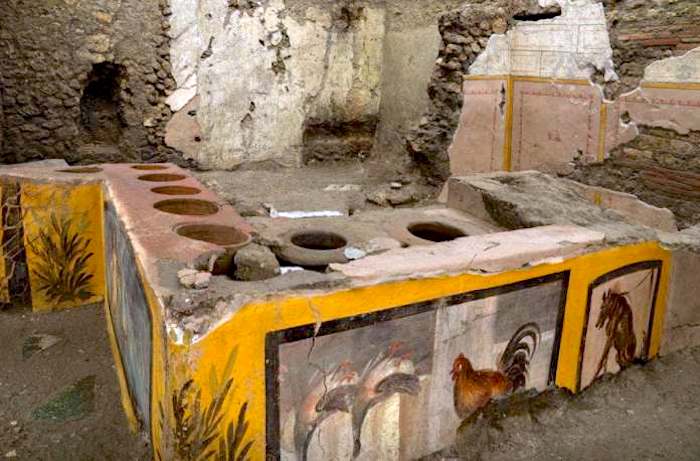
[568,126,700,229]
[568,1,700,229]
[403,0,569,183]
[404,0,509,183]
[0,0,182,165]
[602,0,700,99]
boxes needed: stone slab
[331,225,605,281]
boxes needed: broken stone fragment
[343,246,367,260]
[366,183,419,207]
[234,243,281,281]
[362,237,403,256]
[194,272,212,289]
[22,334,61,359]
[177,268,211,289]
[86,34,110,53]
[492,17,507,34]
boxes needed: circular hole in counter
[176,224,250,246]
[56,167,103,174]
[153,198,219,216]
[151,186,202,196]
[407,222,467,243]
[138,173,187,182]
[290,231,347,251]
[132,164,169,171]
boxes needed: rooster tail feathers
[497,322,541,391]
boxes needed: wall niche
[80,62,127,146]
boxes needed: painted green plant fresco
[27,213,95,304]
[157,348,253,461]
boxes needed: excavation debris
[178,268,212,289]
[22,334,61,359]
[233,243,281,281]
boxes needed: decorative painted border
[514,86,595,170]
[464,75,591,172]
[575,260,663,392]
[264,271,570,459]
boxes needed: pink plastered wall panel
[609,85,700,151]
[449,78,507,175]
[511,80,602,172]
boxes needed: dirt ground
[0,305,150,461]
[1,300,700,460]
[194,162,435,217]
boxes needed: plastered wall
[164,0,467,169]
[448,0,700,228]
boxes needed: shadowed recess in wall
[80,62,126,146]
[302,118,378,164]
[512,4,561,21]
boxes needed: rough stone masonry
[0,0,184,165]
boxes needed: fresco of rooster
[294,361,359,461]
[451,322,540,420]
[352,341,421,458]
[593,289,636,379]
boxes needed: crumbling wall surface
[403,0,570,183]
[0,81,4,159]
[166,0,472,170]
[166,0,386,169]
[564,1,700,229]
[449,0,615,177]
[403,0,509,183]
[568,126,700,229]
[366,0,465,178]
[568,46,700,229]
[0,0,181,165]
[602,0,700,99]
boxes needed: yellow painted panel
[153,241,670,459]
[502,75,515,171]
[142,262,169,461]
[0,182,8,304]
[22,182,105,311]
[641,81,700,91]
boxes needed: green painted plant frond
[219,402,253,461]
[26,212,95,305]
[159,348,252,461]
